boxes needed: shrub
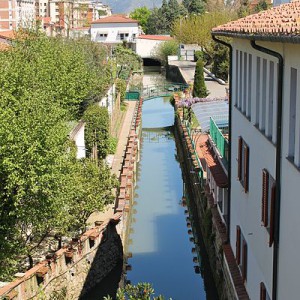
[193,59,209,98]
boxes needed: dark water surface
[127,97,210,300]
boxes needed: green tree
[183,0,205,15]
[151,40,179,66]
[253,0,270,12]
[113,45,142,79]
[130,6,151,33]
[147,8,167,34]
[105,283,170,300]
[193,59,208,97]
[0,31,115,279]
[212,42,229,81]
[83,104,110,160]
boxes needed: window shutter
[244,144,249,192]
[238,137,242,181]
[269,183,276,247]
[242,240,247,282]
[260,282,266,300]
[261,169,269,227]
[236,226,241,264]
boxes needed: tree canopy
[0,32,117,280]
[130,6,152,33]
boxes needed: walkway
[87,101,137,225]
[169,60,228,98]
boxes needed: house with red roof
[90,15,141,50]
[212,1,300,299]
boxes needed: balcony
[209,117,229,167]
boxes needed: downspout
[212,35,232,243]
[250,40,283,300]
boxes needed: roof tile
[212,1,300,36]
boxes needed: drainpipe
[212,35,232,243]
[250,40,283,300]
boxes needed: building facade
[91,15,140,49]
[213,2,300,299]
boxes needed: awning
[191,100,229,132]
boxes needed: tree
[104,283,170,300]
[83,105,110,160]
[212,42,229,81]
[130,6,151,33]
[0,31,116,280]
[151,40,179,66]
[253,0,270,12]
[193,59,209,97]
[183,0,205,15]
[113,45,142,79]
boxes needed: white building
[213,2,300,299]
[69,120,86,159]
[136,34,173,59]
[91,15,140,49]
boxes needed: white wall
[91,22,139,44]
[136,38,164,58]
[230,39,300,299]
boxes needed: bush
[193,59,209,98]
[212,42,229,82]
[108,136,118,154]
[83,105,110,159]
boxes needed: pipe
[212,35,232,243]
[250,40,283,300]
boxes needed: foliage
[0,31,116,279]
[116,78,127,102]
[183,0,205,15]
[253,0,270,12]
[104,283,170,300]
[151,40,179,66]
[108,136,118,154]
[212,42,229,81]
[237,0,250,17]
[193,59,209,98]
[83,104,110,160]
[172,11,235,63]
[130,6,152,33]
[114,45,142,80]
[147,0,187,34]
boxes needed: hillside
[102,0,163,13]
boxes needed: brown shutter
[242,240,248,282]
[236,226,241,264]
[238,137,242,181]
[244,144,249,192]
[260,282,266,300]
[261,169,269,227]
[269,183,276,247]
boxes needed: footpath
[87,101,137,225]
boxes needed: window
[261,169,276,246]
[98,33,107,38]
[289,68,297,159]
[236,226,248,282]
[260,59,267,132]
[256,57,261,126]
[260,282,271,300]
[247,54,252,119]
[119,33,129,40]
[238,137,249,192]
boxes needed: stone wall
[174,95,248,300]
[0,216,123,300]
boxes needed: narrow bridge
[125,83,188,101]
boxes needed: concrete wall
[135,38,163,58]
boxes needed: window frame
[238,137,249,193]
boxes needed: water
[127,96,211,300]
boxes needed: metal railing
[209,117,229,163]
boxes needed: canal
[126,74,218,299]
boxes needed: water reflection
[127,97,207,300]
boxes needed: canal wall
[173,96,240,300]
[0,215,123,300]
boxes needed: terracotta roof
[198,135,228,188]
[0,30,15,40]
[91,15,138,24]
[138,34,173,41]
[212,1,300,40]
